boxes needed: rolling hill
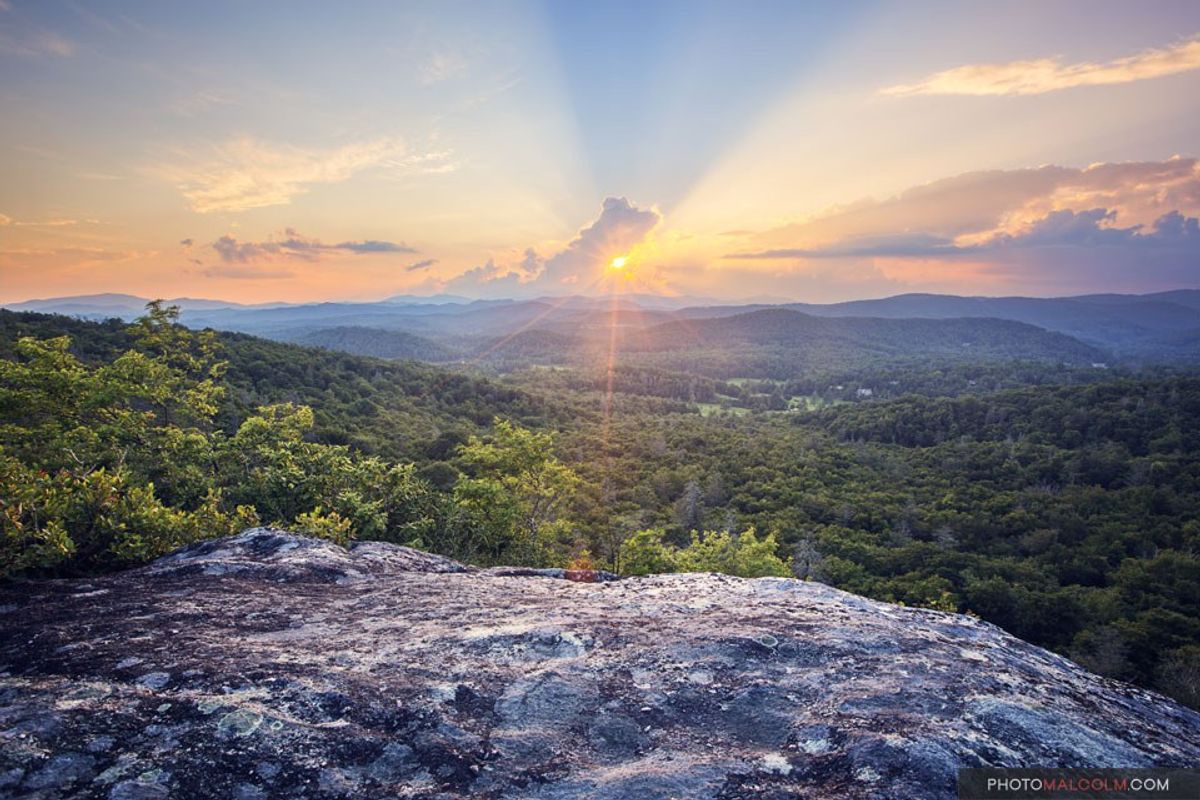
[604,308,1108,379]
[0,310,548,462]
[7,289,1198,363]
[275,326,460,362]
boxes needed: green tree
[0,303,244,574]
[676,527,791,577]
[619,528,677,575]
[452,418,579,566]
[619,527,791,578]
[219,402,437,544]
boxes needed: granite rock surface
[2,527,1198,799]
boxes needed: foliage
[0,308,550,464]
[449,418,580,566]
[292,507,354,546]
[0,304,435,575]
[619,527,791,578]
[618,528,677,576]
[5,305,1200,710]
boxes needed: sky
[1,0,1199,304]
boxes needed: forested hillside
[1,306,1198,709]
[276,325,459,364]
[0,310,547,461]
[528,376,1200,709]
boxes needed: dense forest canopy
[1,305,1198,711]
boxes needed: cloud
[180,238,193,247]
[734,208,1200,259]
[170,89,237,117]
[0,30,74,57]
[442,249,540,297]
[339,240,414,254]
[730,233,962,260]
[156,136,456,213]
[18,218,77,227]
[211,228,415,263]
[0,214,79,227]
[419,50,468,85]
[735,158,1200,253]
[722,158,1200,294]
[883,34,1200,97]
[405,258,437,272]
[0,247,144,271]
[443,197,661,296]
[539,196,660,285]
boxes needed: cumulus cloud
[211,228,415,263]
[883,34,1200,97]
[540,196,660,285]
[443,197,661,295]
[443,249,541,297]
[157,136,456,213]
[405,258,438,272]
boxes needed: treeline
[0,309,547,463]
[815,379,1199,454]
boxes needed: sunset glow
[1,2,1198,304]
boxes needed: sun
[609,256,628,270]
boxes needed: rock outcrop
[1,528,1198,799]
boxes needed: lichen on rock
[1,527,1198,799]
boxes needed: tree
[0,304,440,575]
[1157,646,1200,708]
[619,528,676,575]
[219,402,437,544]
[675,479,704,532]
[453,418,579,566]
[791,537,826,581]
[0,303,245,574]
[1071,625,1134,681]
[618,527,791,579]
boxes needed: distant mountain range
[2,293,291,315]
[5,289,1198,366]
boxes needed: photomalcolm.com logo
[959,769,1200,800]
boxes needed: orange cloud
[155,137,456,213]
[735,158,1200,254]
[884,35,1200,97]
